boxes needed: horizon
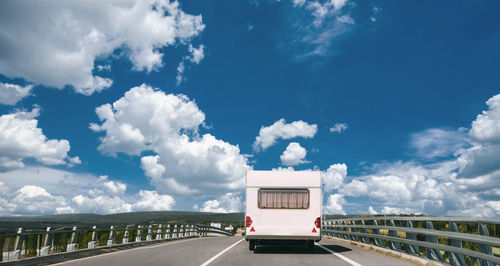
[0,0,499,217]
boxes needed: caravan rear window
[258,189,309,209]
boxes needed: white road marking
[316,243,363,266]
[200,238,245,266]
[51,237,200,265]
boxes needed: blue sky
[0,0,499,216]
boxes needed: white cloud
[458,94,500,177]
[0,106,75,171]
[322,163,346,191]
[132,190,175,211]
[410,128,468,159]
[0,82,33,105]
[0,166,179,216]
[9,185,73,216]
[0,0,204,95]
[68,156,82,165]
[91,84,250,196]
[368,206,377,215]
[469,93,500,144]
[176,44,205,86]
[280,142,308,166]
[380,206,415,215]
[338,158,500,217]
[329,122,348,133]
[72,194,132,214]
[336,14,354,24]
[285,0,354,58]
[194,193,242,213]
[331,0,347,10]
[97,65,111,72]
[324,194,346,214]
[253,119,317,152]
[188,44,205,64]
[292,0,306,7]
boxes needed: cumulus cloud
[322,163,346,191]
[324,194,346,214]
[176,44,205,86]
[329,122,347,133]
[469,94,500,143]
[91,84,249,196]
[280,142,309,166]
[0,82,33,105]
[253,119,317,152]
[0,106,75,171]
[132,190,175,211]
[193,193,243,213]
[338,158,500,217]
[368,206,377,215]
[7,185,73,215]
[458,94,500,178]
[0,0,204,95]
[0,167,177,215]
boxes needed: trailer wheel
[249,240,255,251]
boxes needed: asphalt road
[54,236,417,266]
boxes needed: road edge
[323,236,446,266]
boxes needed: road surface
[53,236,417,266]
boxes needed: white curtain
[259,190,309,209]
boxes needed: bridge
[1,216,499,265]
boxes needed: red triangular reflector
[250,227,255,232]
[312,228,317,233]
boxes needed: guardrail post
[342,221,349,239]
[180,224,184,238]
[66,226,78,252]
[477,224,494,266]
[388,220,401,250]
[447,222,465,266]
[404,221,418,256]
[135,226,142,242]
[335,221,341,238]
[156,224,162,240]
[173,224,177,239]
[107,226,115,246]
[88,226,98,249]
[2,227,23,261]
[372,220,383,246]
[425,221,444,262]
[40,227,53,255]
[146,225,153,241]
[359,220,368,243]
[123,227,129,244]
[165,224,171,239]
[350,221,358,241]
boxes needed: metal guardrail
[322,216,500,266]
[0,223,233,262]
[195,225,233,236]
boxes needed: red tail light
[246,216,253,227]
[314,217,321,228]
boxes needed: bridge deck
[51,236,419,266]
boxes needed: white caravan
[245,170,321,251]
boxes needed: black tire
[249,240,255,251]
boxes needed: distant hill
[0,211,245,231]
